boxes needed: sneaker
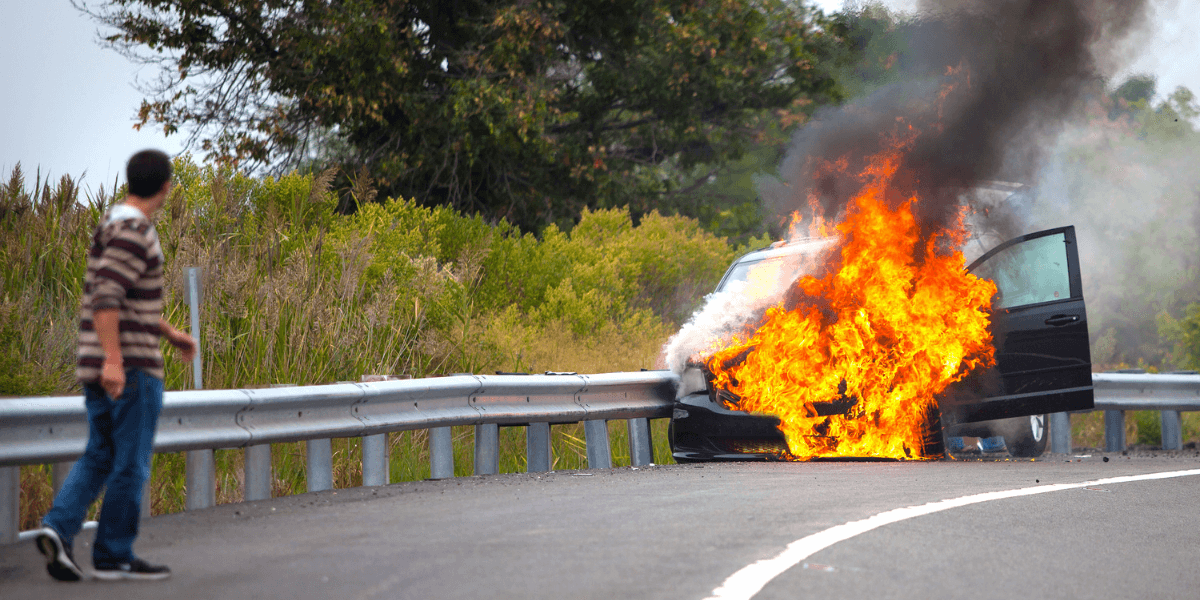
[93,558,171,581]
[35,526,84,582]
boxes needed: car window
[970,232,1071,309]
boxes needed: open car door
[942,225,1094,425]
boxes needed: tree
[1111,74,1156,105]
[630,6,905,245]
[1059,79,1200,370]
[1108,74,1156,120]
[78,0,846,232]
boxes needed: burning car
[669,223,1093,461]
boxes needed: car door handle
[1045,315,1079,326]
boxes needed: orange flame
[706,135,996,460]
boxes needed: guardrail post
[244,444,272,501]
[142,472,152,519]
[628,418,653,466]
[185,267,204,391]
[475,424,500,475]
[430,427,454,479]
[307,439,334,492]
[1104,410,1126,452]
[1050,413,1071,454]
[1,466,17,545]
[1161,410,1183,451]
[186,450,216,510]
[52,461,74,495]
[362,433,389,486]
[527,422,552,472]
[184,267,214,510]
[584,420,612,469]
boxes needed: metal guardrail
[1051,372,1200,455]
[0,371,679,544]
[4,371,1197,544]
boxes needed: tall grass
[0,165,116,396]
[5,158,735,530]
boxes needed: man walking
[36,149,196,581]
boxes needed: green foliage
[1131,410,1162,447]
[1137,87,1200,143]
[0,324,53,397]
[647,5,1001,244]
[328,197,493,286]
[822,5,912,100]
[652,125,796,245]
[477,207,736,330]
[0,164,116,395]
[1037,77,1200,371]
[0,158,733,392]
[1160,303,1200,371]
[1112,74,1157,104]
[636,6,915,244]
[81,0,848,232]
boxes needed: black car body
[669,225,1094,460]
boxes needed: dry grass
[6,161,693,531]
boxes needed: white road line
[705,468,1200,600]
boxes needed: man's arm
[94,308,125,400]
[159,317,197,362]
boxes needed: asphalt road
[2,451,1198,599]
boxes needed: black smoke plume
[664,0,1155,374]
[762,0,1151,242]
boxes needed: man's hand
[101,359,125,400]
[159,318,198,362]
[169,330,198,362]
[94,309,124,399]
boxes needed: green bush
[1160,302,1200,372]
[0,323,53,397]
[480,208,737,332]
[1,157,736,390]
[0,165,106,395]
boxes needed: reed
[6,158,733,530]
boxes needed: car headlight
[677,366,707,399]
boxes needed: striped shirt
[77,203,165,382]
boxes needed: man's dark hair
[126,149,173,198]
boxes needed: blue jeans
[43,369,163,566]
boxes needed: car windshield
[717,239,836,294]
[720,259,767,291]
[718,256,799,293]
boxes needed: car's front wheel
[1003,414,1048,457]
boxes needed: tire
[1003,414,1048,457]
[922,404,946,459]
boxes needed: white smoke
[662,287,772,375]
[662,239,835,374]
[1010,114,1200,367]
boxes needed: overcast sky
[1,1,1196,193]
